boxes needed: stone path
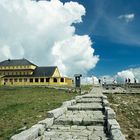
[11,86,125,140]
[38,87,109,140]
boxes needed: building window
[9,79,13,85]
[14,79,17,82]
[19,78,22,82]
[35,78,39,82]
[53,78,57,83]
[61,78,64,82]
[4,79,8,82]
[24,78,27,82]
[46,78,50,82]
[40,78,44,82]
[30,78,33,82]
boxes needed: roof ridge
[0,58,36,66]
[38,66,57,67]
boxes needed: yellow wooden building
[0,59,72,86]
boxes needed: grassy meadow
[0,86,78,140]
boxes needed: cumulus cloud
[0,0,99,76]
[117,68,140,83]
[81,76,99,85]
[81,77,93,85]
[117,70,135,83]
[81,76,97,85]
[92,76,99,84]
[118,13,135,23]
[52,35,99,75]
[0,45,12,59]
[100,67,140,84]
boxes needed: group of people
[96,77,138,85]
[125,78,137,84]
[98,77,117,85]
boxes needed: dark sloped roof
[0,59,36,66]
[32,66,57,77]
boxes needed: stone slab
[38,118,54,129]
[67,103,103,111]
[11,124,45,140]
[47,107,67,119]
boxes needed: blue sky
[0,0,140,79]
[62,0,140,76]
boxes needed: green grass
[0,86,77,140]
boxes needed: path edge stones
[102,95,126,140]
[10,88,126,140]
[10,93,82,140]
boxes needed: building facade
[0,59,72,86]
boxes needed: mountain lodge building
[0,59,72,86]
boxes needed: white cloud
[117,70,135,83]
[117,68,140,83]
[92,76,99,84]
[0,45,12,59]
[81,76,95,85]
[52,35,99,75]
[100,68,140,84]
[118,13,135,23]
[0,0,99,76]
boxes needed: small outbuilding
[74,74,82,88]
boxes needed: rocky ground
[106,93,140,140]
